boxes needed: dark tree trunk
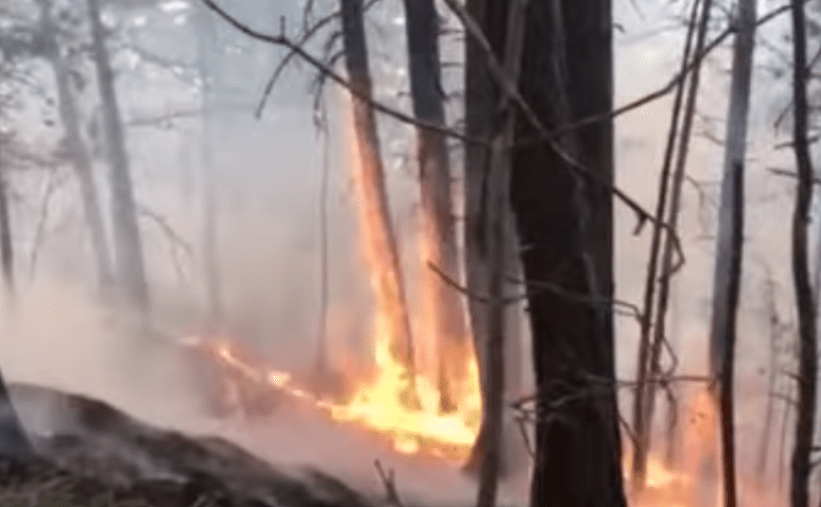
[400,0,467,415]
[706,0,756,503]
[0,168,13,295]
[789,0,817,505]
[506,1,626,506]
[461,0,526,479]
[37,0,114,295]
[339,0,419,407]
[87,0,149,310]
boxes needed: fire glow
[181,334,481,460]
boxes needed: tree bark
[399,0,467,415]
[339,0,419,407]
[87,0,149,310]
[630,0,701,488]
[789,0,817,505]
[635,0,713,491]
[461,0,525,479]
[507,1,626,505]
[706,1,756,505]
[37,0,114,295]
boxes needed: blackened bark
[339,0,419,407]
[462,0,524,478]
[789,0,817,505]
[508,1,626,506]
[87,0,149,310]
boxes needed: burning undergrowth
[179,331,481,463]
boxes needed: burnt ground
[0,382,378,507]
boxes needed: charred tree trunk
[507,1,625,506]
[339,0,419,407]
[37,0,114,295]
[706,1,756,505]
[789,0,817,505]
[87,0,149,310]
[400,0,467,415]
[473,0,530,504]
[462,0,527,479]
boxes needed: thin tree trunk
[636,0,714,491]
[757,272,779,482]
[0,168,12,296]
[706,1,756,504]
[461,0,524,479]
[38,0,114,295]
[399,0,468,414]
[474,0,529,504]
[631,0,702,488]
[195,4,222,325]
[789,0,817,504]
[339,0,419,407]
[87,0,149,310]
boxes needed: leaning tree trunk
[339,0,419,407]
[635,0,713,492]
[38,0,114,295]
[86,0,149,310]
[630,0,701,488]
[400,0,467,415]
[789,0,817,505]
[705,1,756,506]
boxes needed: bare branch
[199,0,480,144]
[255,0,380,118]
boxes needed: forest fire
[180,332,482,461]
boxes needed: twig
[768,167,821,185]
[374,460,404,507]
[136,204,194,288]
[137,205,193,257]
[514,415,535,458]
[28,168,68,281]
